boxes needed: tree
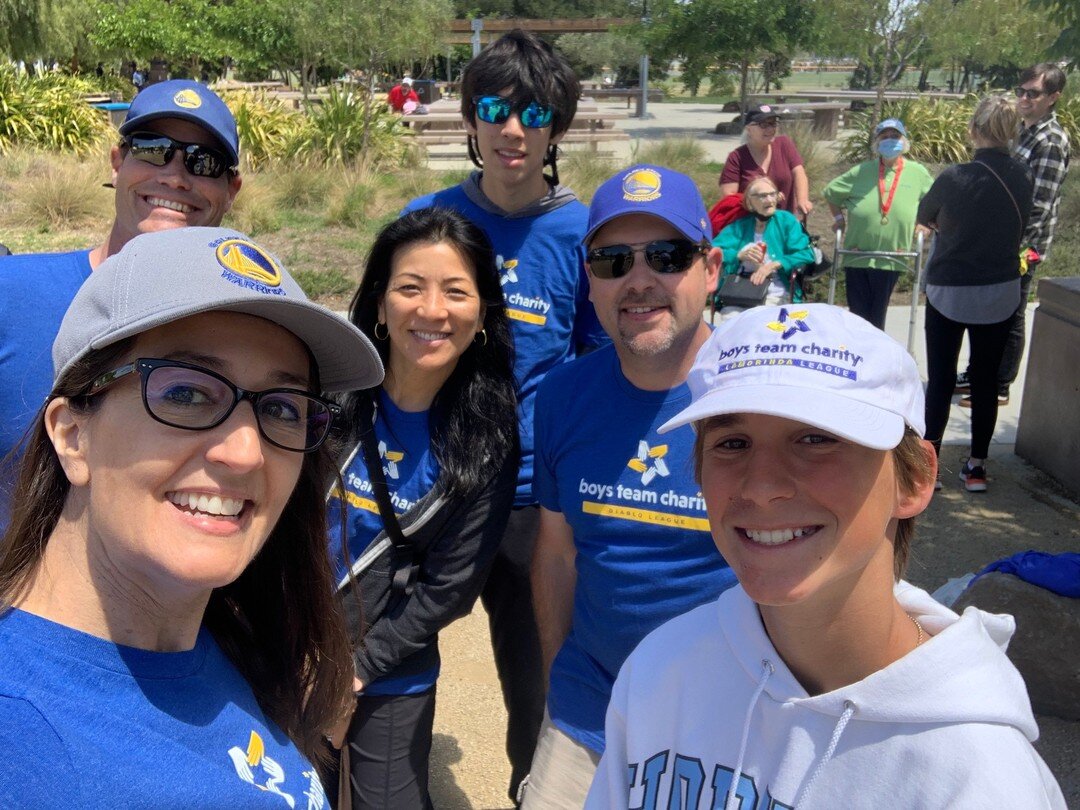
[645,0,812,103]
[919,0,1054,92]
[1,0,44,59]
[555,31,642,81]
[1027,0,1078,65]
[811,0,930,118]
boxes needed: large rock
[954,572,1080,720]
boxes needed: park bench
[766,101,848,138]
[582,88,664,116]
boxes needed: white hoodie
[586,582,1065,809]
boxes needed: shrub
[224,91,315,171]
[223,173,282,235]
[298,87,420,168]
[3,153,112,229]
[559,150,618,204]
[0,66,111,155]
[840,97,978,165]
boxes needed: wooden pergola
[443,18,634,45]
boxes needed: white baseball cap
[659,304,924,449]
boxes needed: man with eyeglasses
[0,79,242,519]
[957,62,1070,407]
[402,29,606,805]
[525,166,737,808]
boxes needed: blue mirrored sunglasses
[473,95,554,129]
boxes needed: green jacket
[714,210,814,302]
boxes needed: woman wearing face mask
[824,118,934,330]
[714,176,815,320]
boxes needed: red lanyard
[878,157,904,224]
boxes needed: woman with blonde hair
[917,95,1033,493]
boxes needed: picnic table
[581,88,665,116]
[765,101,848,138]
[748,89,965,104]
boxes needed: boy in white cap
[586,304,1065,809]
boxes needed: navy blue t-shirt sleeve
[0,695,77,805]
[532,372,563,512]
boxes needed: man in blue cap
[0,80,243,516]
[523,165,737,808]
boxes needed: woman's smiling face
[50,311,310,603]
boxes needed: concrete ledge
[1016,277,1080,498]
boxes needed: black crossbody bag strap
[356,398,418,598]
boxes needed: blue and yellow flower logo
[622,168,662,202]
[215,240,281,287]
[766,307,811,340]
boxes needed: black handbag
[719,273,769,308]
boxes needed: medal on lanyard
[879,157,904,224]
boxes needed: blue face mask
[876,138,904,159]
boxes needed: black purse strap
[356,397,418,598]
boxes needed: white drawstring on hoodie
[724,660,857,810]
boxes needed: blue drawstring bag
[973,551,1080,598]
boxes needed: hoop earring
[374,322,388,341]
[475,328,487,346]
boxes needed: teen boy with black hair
[403,30,605,802]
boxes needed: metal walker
[827,229,927,355]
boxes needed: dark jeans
[480,504,545,804]
[342,687,437,810]
[924,302,1011,460]
[844,266,902,330]
[997,269,1035,388]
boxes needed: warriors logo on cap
[622,168,662,202]
[173,89,203,109]
[216,239,281,287]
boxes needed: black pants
[924,302,1011,460]
[479,504,545,804]
[997,269,1035,388]
[844,266,901,330]
[342,687,437,810]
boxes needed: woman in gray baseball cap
[0,227,382,807]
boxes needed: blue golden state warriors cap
[584,165,712,245]
[120,80,240,166]
[53,227,383,392]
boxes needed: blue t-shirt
[0,250,93,524]
[404,182,606,505]
[329,392,440,696]
[534,346,737,753]
[0,608,327,808]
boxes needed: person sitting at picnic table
[713,176,814,319]
[824,117,934,330]
[718,105,812,219]
[388,77,419,113]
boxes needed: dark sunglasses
[587,239,706,279]
[125,131,233,179]
[87,358,339,452]
[1014,87,1048,100]
[473,95,555,129]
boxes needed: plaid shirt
[1014,111,1070,258]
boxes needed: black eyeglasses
[587,239,707,279]
[124,131,233,179]
[1014,87,1047,100]
[87,358,339,452]
[473,95,554,129]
